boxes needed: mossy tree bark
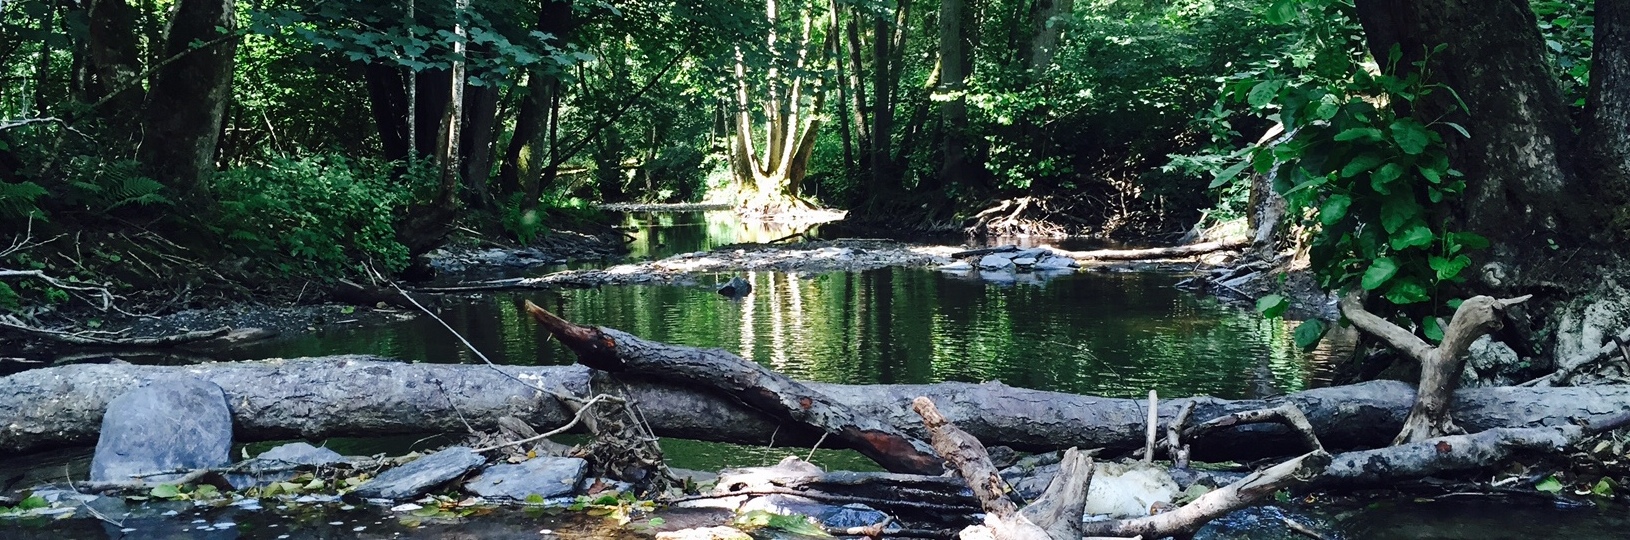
[135,0,238,201]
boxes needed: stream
[0,211,1619,538]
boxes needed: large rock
[229,442,350,489]
[463,456,587,500]
[90,377,233,483]
[351,447,485,500]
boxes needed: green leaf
[1209,159,1251,189]
[1380,197,1422,233]
[1592,478,1615,497]
[1429,254,1473,281]
[1450,232,1490,250]
[1341,153,1385,178]
[648,517,667,527]
[1423,317,1444,342]
[1320,194,1352,227]
[1389,119,1432,155]
[1248,80,1285,108]
[1265,0,1299,24]
[1333,128,1383,142]
[1535,476,1564,493]
[525,494,546,504]
[150,484,182,499]
[1363,258,1400,290]
[1390,223,1434,250]
[1385,278,1430,304]
[1257,294,1290,318]
[1294,319,1326,351]
[15,495,47,511]
[1442,122,1471,139]
[1370,163,1405,194]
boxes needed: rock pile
[935,246,1080,283]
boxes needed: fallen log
[0,318,231,347]
[950,245,1019,259]
[523,300,944,475]
[1059,239,1247,261]
[1318,412,1630,486]
[9,357,1630,459]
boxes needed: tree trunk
[85,0,145,127]
[136,0,238,200]
[459,76,502,209]
[869,12,894,191]
[496,0,575,207]
[364,63,411,163]
[938,0,972,191]
[1352,0,1587,255]
[1025,0,1073,74]
[1582,0,1630,230]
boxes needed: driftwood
[676,456,979,520]
[1318,412,1630,486]
[916,397,1097,540]
[1522,328,1630,387]
[12,358,1630,459]
[523,300,945,475]
[950,245,1020,258]
[1078,450,1330,539]
[1340,292,1531,444]
[1058,239,1248,261]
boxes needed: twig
[391,282,562,398]
[1280,515,1329,540]
[65,465,124,528]
[471,394,622,453]
[1144,390,1158,463]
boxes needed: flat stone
[978,254,1015,270]
[90,377,233,483]
[739,494,888,530]
[1012,257,1038,266]
[463,457,587,500]
[937,261,973,271]
[256,442,347,467]
[351,447,485,500]
[1015,248,1051,259]
[1033,256,1078,270]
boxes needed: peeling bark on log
[1340,292,1530,444]
[8,358,1630,459]
[523,301,945,475]
[1059,239,1247,261]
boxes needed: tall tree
[726,0,835,214]
[938,0,972,189]
[136,0,239,199]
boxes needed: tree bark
[11,357,1630,460]
[497,0,575,207]
[938,0,973,191]
[1582,0,1630,225]
[136,0,238,200]
[1352,0,1586,252]
[1025,0,1073,74]
[459,76,502,209]
[85,0,145,128]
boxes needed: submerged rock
[351,447,485,500]
[90,377,233,483]
[717,276,752,298]
[464,456,587,500]
[978,254,1016,270]
[739,493,889,530]
[229,442,349,489]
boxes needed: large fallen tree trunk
[7,357,1630,458]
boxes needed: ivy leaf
[1535,476,1564,493]
[1333,128,1383,142]
[1294,319,1326,351]
[15,495,47,510]
[1320,194,1352,227]
[1257,294,1290,318]
[1209,160,1251,189]
[1341,153,1385,178]
[1450,232,1490,250]
[1385,278,1431,304]
[1363,257,1399,290]
[1390,222,1434,250]
[1389,119,1432,154]
[1370,163,1405,194]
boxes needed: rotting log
[1059,239,1247,261]
[10,357,1630,459]
[523,300,945,475]
[1318,412,1630,486]
[1340,291,1531,444]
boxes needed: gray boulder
[1033,256,1078,270]
[90,377,233,483]
[1013,257,1038,266]
[228,442,349,489]
[351,447,486,500]
[464,457,587,500]
[978,254,1016,270]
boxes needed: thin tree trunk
[938,0,971,191]
[1026,0,1074,74]
[496,0,575,208]
[460,78,501,209]
[136,0,238,200]
[85,0,145,129]
[31,0,58,114]
[870,13,893,191]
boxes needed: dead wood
[0,317,231,347]
[1185,403,1324,454]
[12,357,1630,462]
[1522,327,1630,387]
[950,245,1020,258]
[333,279,443,310]
[1078,450,1331,539]
[1340,291,1531,444]
[1318,412,1630,486]
[915,396,1094,540]
[676,456,979,517]
[1058,239,1247,261]
[523,300,944,475]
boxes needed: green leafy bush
[212,154,412,275]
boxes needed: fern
[64,158,171,212]
[0,181,47,220]
[105,175,171,210]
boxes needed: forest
[3,0,1630,538]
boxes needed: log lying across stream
[6,355,1630,459]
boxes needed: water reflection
[617,211,823,260]
[225,268,1319,400]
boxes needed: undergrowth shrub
[212,154,413,275]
